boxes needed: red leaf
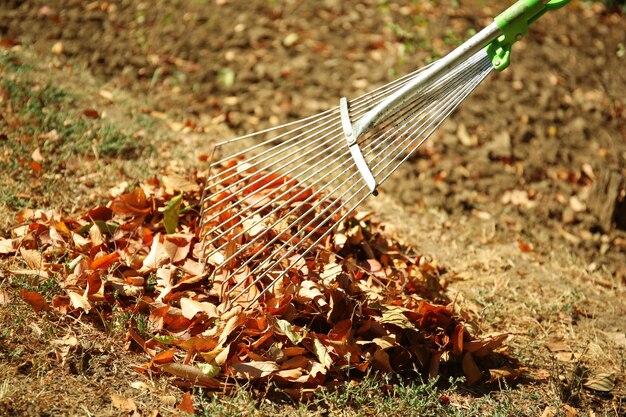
[28,161,42,174]
[83,108,100,119]
[86,206,113,222]
[517,241,534,253]
[177,391,195,414]
[20,289,48,312]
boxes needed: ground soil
[1,0,625,415]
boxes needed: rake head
[198,49,493,309]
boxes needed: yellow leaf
[275,319,306,345]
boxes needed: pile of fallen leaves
[0,170,514,398]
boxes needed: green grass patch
[0,49,153,215]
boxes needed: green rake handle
[488,0,571,70]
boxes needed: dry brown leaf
[160,363,221,388]
[381,306,416,331]
[583,372,616,392]
[68,291,92,313]
[313,337,333,369]
[177,391,195,414]
[0,238,14,254]
[180,297,218,320]
[19,248,43,271]
[462,352,483,385]
[0,289,10,305]
[142,234,170,270]
[163,234,192,263]
[162,173,199,194]
[111,393,137,413]
[31,147,44,162]
[231,361,279,380]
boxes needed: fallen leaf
[231,361,278,380]
[197,363,221,378]
[462,352,482,385]
[19,248,43,271]
[381,306,416,331]
[111,393,137,413]
[0,289,10,305]
[31,147,43,162]
[177,391,195,414]
[162,174,199,194]
[313,337,333,369]
[0,238,13,254]
[163,194,183,234]
[583,372,616,392]
[90,251,120,270]
[20,289,48,312]
[275,319,306,345]
[180,297,218,319]
[83,108,100,119]
[69,291,92,313]
[142,234,170,270]
[160,363,221,388]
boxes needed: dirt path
[1,0,625,415]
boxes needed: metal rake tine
[199,81,413,225]
[229,58,493,306]
[203,61,436,185]
[201,64,467,250]
[245,192,371,308]
[198,71,445,244]
[217,66,476,297]
[213,152,361,292]
[201,139,353,265]
[372,54,493,184]
[377,62,493,185]
[199,124,345,231]
[202,67,433,191]
[228,178,371,306]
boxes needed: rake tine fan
[198,0,571,309]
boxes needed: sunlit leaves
[1,168,513,395]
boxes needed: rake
[198,0,571,308]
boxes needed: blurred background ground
[0,0,625,415]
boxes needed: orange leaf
[452,325,464,357]
[111,188,151,216]
[151,349,176,365]
[20,289,48,312]
[244,173,297,194]
[177,391,195,414]
[517,241,534,253]
[90,252,120,270]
